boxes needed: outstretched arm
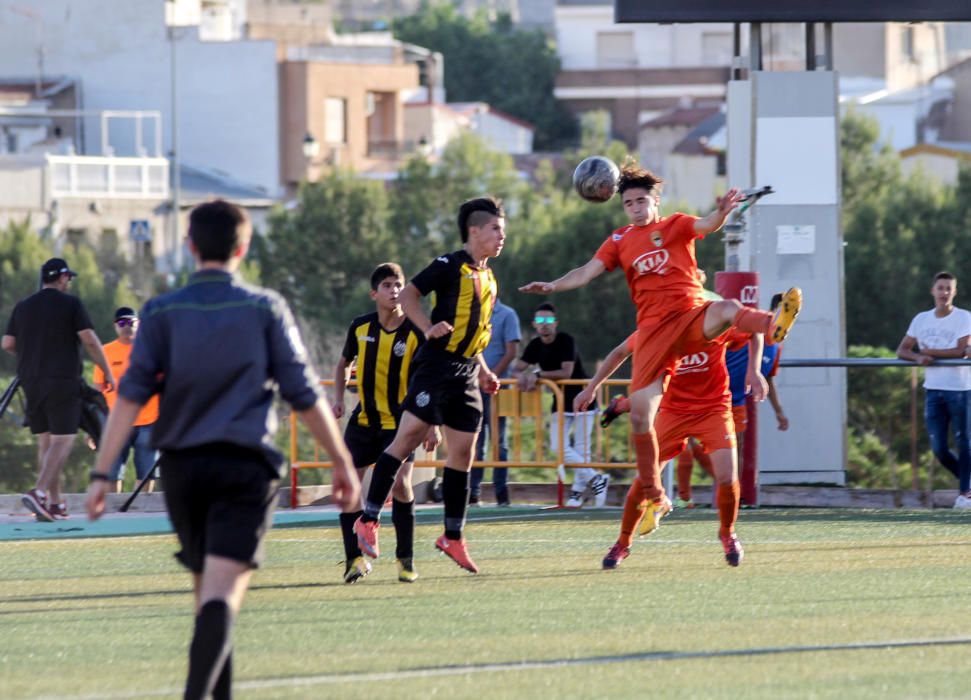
[694,188,742,236]
[520,257,606,295]
[573,338,632,412]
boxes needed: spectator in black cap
[93,307,160,494]
[1,257,115,521]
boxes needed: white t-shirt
[906,307,971,391]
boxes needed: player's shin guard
[716,480,741,538]
[442,467,470,540]
[362,452,402,521]
[632,430,664,501]
[392,498,415,560]
[619,478,647,547]
[732,307,773,335]
[184,600,234,700]
[339,511,364,561]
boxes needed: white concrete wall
[900,152,964,185]
[0,0,280,195]
[474,111,533,155]
[841,101,918,151]
[666,154,722,212]
[555,5,735,70]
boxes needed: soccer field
[2,507,970,699]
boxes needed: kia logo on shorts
[740,285,759,305]
[632,249,670,275]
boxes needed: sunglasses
[116,318,136,328]
[534,315,556,324]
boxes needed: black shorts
[22,377,82,435]
[401,349,482,433]
[159,443,279,573]
[344,421,414,469]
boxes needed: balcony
[47,154,169,199]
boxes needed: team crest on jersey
[632,249,670,276]
[393,340,408,357]
[415,391,430,408]
[652,232,663,247]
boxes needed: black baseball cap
[114,307,137,321]
[41,258,78,282]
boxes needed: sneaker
[675,497,696,510]
[602,542,630,570]
[638,494,673,537]
[468,493,480,506]
[434,534,479,574]
[565,490,585,508]
[770,287,803,343]
[720,532,744,567]
[590,473,610,508]
[496,498,511,507]
[353,517,380,559]
[954,494,971,510]
[343,556,372,584]
[22,489,54,522]
[397,557,419,583]
[48,502,70,520]
[600,395,629,428]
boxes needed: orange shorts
[732,404,747,434]
[631,302,718,392]
[656,408,737,463]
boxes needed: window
[596,31,636,68]
[324,97,347,145]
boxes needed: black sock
[392,498,415,559]
[339,511,363,560]
[184,600,234,700]
[362,452,402,521]
[442,468,470,540]
[211,651,232,700]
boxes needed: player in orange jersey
[521,163,801,531]
[574,327,763,567]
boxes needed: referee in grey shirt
[86,200,359,700]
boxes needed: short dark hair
[618,163,663,196]
[535,302,556,315]
[188,200,250,263]
[934,271,956,283]
[457,196,504,243]
[371,262,404,290]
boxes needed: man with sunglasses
[2,257,114,521]
[510,302,608,507]
[94,307,160,494]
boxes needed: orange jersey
[626,329,734,413]
[93,340,159,427]
[595,213,705,328]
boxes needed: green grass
[2,508,971,699]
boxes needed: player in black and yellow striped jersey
[333,263,438,584]
[355,197,506,575]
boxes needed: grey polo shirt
[118,269,321,473]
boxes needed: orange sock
[693,443,715,477]
[732,307,773,335]
[619,478,647,547]
[716,480,741,537]
[676,448,693,501]
[632,430,663,501]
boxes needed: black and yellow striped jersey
[410,250,497,359]
[341,312,424,429]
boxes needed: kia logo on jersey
[676,351,709,373]
[632,249,670,275]
[740,285,759,305]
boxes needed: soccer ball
[573,156,620,203]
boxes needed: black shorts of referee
[22,377,82,435]
[344,421,415,470]
[401,347,482,433]
[160,443,279,573]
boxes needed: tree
[393,3,577,150]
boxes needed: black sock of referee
[339,511,364,561]
[442,467,470,540]
[361,452,402,522]
[184,599,234,700]
[392,498,415,559]
[211,651,232,700]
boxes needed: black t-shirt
[520,332,597,412]
[4,288,93,380]
[410,250,497,359]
